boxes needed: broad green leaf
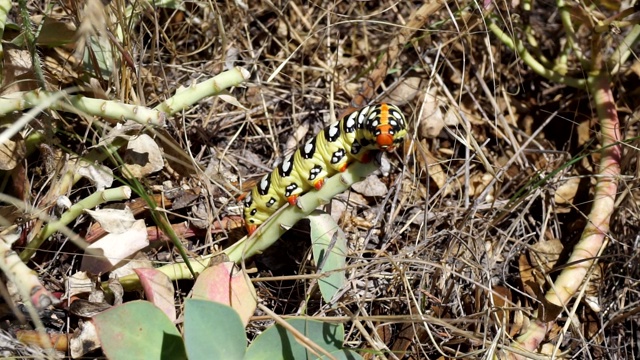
[183,299,246,360]
[245,318,345,360]
[93,300,186,360]
[309,211,347,303]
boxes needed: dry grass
[2,0,640,358]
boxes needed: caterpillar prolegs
[243,103,407,234]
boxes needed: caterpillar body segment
[243,103,407,235]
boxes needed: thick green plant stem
[0,90,166,125]
[488,19,586,89]
[0,67,249,127]
[511,70,621,359]
[610,24,640,74]
[0,238,56,355]
[114,159,381,291]
[557,0,588,69]
[544,72,621,308]
[20,186,132,262]
[155,67,250,115]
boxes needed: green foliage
[184,300,247,359]
[93,300,187,360]
[245,318,361,360]
[309,210,347,303]
[94,299,360,359]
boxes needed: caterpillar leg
[246,223,258,235]
[287,194,298,206]
[313,178,325,190]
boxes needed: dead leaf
[530,239,564,273]
[468,172,493,198]
[69,321,100,358]
[123,134,164,178]
[218,93,247,110]
[489,286,512,331]
[80,220,149,274]
[76,161,114,190]
[520,239,564,299]
[418,87,446,139]
[85,208,136,233]
[351,174,388,197]
[380,77,423,105]
[554,177,580,205]
[0,132,25,170]
[1,48,38,94]
[511,299,524,337]
[416,140,450,195]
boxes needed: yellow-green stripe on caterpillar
[243,103,407,235]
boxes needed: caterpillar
[243,103,407,235]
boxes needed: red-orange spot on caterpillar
[287,195,298,206]
[313,178,325,190]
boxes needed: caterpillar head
[361,103,407,151]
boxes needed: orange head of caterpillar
[364,103,407,151]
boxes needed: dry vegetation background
[2,0,640,358]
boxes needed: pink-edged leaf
[134,268,176,322]
[191,262,256,326]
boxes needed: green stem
[609,24,640,75]
[514,70,622,354]
[557,0,589,69]
[20,186,132,262]
[0,90,165,126]
[488,18,586,89]
[154,67,250,115]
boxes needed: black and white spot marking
[308,165,322,180]
[285,183,298,197]
[257,173,271,196]
[331,149,345,164]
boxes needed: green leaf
[84,36,114,80]
[94,300,186,360]
[309,211,347,303]
[183,299,247,359]
[245,318,346,360]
